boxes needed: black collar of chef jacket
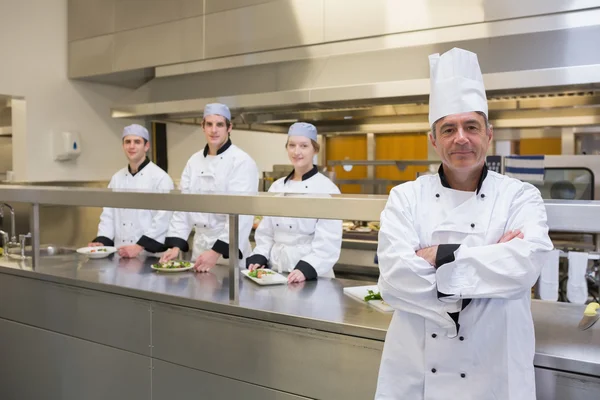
[438,163,488,195]
[284,165,319,184]
[203,138,232,157]
[127,157,150,177]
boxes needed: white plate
[343,285,394,313]
[151,260,194,273]
[76,246,117,259]
[241,269,288,285]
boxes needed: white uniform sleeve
[212,156,259,258]
[96,176,116,241]
[251,216,275,258]
[299,217,343,277]
[436,184,553,300]
[165,161,193,250]
[139,174,175,244]
[377,185,460,334]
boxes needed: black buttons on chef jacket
[470,223,475,228]
[461,373,466,378]
[431,368,437,374]
[435,193,440,198]
[289,226,292,229]
[480,193,485,198]
[431,333,437,338]
[459,336,465,341]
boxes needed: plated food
[151,260,193,273]
[241,268,287,285]
[76,246,117,259]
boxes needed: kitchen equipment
[578,302,600,330]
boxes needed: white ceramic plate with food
[241,268,288,285]
[76,246,117,259]
[151,260,194,273]
[343,285,394,312]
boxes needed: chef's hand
[248,263,265,272]
[416,245,438,266]
[118,244,143,258]
[288,270,306,283]
[88,242,103,247]
[160,247,180,263]
[497,230,524,243]
[194,249,220,272]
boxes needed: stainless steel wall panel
[68,0,116,41]
[152,303,383,400]
[115,0,203,32]
[114,17,203,71]
[205,0,324,58]
[535,367,600,400]
[0,273,152,355]
[152,359,312,400]
[483,0,600,21]
[0,318,150,400]
[68,35,115,77]
[206,0,278,14]
[324,0,484,42]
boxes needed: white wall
[0,0,139,182]
[166,123,290,180]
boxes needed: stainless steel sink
[6,244,77,259]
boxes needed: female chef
[246,122,342,283]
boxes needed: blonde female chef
[246,122,342,283]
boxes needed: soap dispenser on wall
[52,131,81,161]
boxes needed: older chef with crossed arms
[375,48,553,399]
[160,103,259,271]
[246,122,342,283]
[89,124,174,258]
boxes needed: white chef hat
[122,124,149,141]
[288,122,317,142]
[428,48,488,127]
[204,103,231,121]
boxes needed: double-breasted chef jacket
[375,164,553,400]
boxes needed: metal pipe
[30,203,40,269]
[229,214,239,303]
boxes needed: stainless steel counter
[0,254,598,378]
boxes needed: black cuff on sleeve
[211,239,243,260]
[136,235,168,253]
[435,244,461,269]
[245,254,268,269]
[164,236,190,252]
[294,260,318,281]
[92,236,114,247]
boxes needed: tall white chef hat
[204,103,231,121]
[428,48,488,127]
[288,122,318,142]
[122,124,149,141]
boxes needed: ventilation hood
[111,24,600,134]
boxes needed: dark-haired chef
[246,122,342,283]
[89,124,174,258]
[375,48,553,399]
[160,103,259,272]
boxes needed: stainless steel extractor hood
[111,23,600,134]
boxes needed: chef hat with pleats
[203,103,231,121]
[288,122,318,142]
[428,48,488,127]
[122,124,149,141]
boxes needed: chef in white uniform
[89,124,174,258]
[247,122,342,283]
[375,48,554,400]
[160,103,259,272]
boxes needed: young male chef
[89,124,174,258]
[375,48,553,399]
[160,103,259,272]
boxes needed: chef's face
[430,111,492,172]
[122,135,149,165]
[203,115,232,148]
[286,136,316,170]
